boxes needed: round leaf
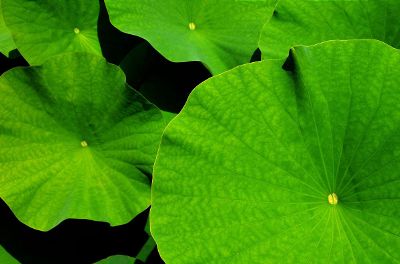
[151,40,400,263]
[104,0,276,74]
[259,0,400,59]
[2,0,101,65]
[0,53,164,231]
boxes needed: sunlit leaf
[0,53,164,231]
[151,40,400,263]
[2,0,101,65]
[105,0,276,74]
[259,0,400,59]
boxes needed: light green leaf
[104,0,276,74]
[96,255,134,264]
[2,0,101,65]
[0,246,19,264]
[259,0,400,59]
[0,0,15,56]
[151,40,400,263]
[0,53,164,231]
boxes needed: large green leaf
[151,40,400,263]
[0,53,164,231]
[0,0,15,56]
[104,0,276,74]
[259,0,400,59]
[2,0,101,65]
[0,246,19,264]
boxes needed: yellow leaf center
[81,140,88,148]
[188,22,196,31]
[328,193,338,205]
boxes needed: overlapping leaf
[0,53,164,231]
[151,40,400,263]
[259,0,400,59]
[0,0,15,56]
[105,0,276,74]
[2,0,101,65]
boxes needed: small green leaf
[260,0,400,59]
[0,246,19,264]
[0,53,164,231]
[2,0,101,65]
[104,0,277,74]
[151,40,400,263]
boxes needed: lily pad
[0,0,15,56]
[259,0,400,59]
[104,0,276,74]
[2,0,101,65]
[0,246,19,264]
[151,40,400,263]
[0,53,164,231]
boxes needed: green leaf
[0,0,15,56]
[151,40,400,263]
[161,111,177,125]
[0,246,19,264]
[104,0,276,74]
[259,0,400,59]
[0,53,164,231]
[135,236,156,263]
[2,0,101,65]
[96,255,135,264]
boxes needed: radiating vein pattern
[151,40,400,263]
[2,0,101,65]
[0,53,164,231]
[105,0,276,74]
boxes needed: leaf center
[188,22,196,31]
[328,193,338,205]
[80,140,88,148]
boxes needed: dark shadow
[282,49,295,72]
[250,48,262,62]
[97,0,143,65]
[0,50,29,75]
[120,42,212,113]
[0,198,149,263]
